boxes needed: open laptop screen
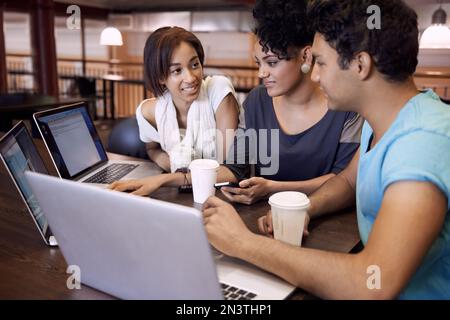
[0,122,51,241]
[34,103,107,180]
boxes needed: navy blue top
[225,86,362,181]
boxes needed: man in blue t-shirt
[202,0,450,299]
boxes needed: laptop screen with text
[34,103,107,180]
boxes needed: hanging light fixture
[99,27,123,46]
[99,26,123,76]
[420,1,450,49]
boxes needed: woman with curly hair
[220,0,363,204]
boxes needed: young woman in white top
[110,26,240,195]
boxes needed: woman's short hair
[253,0,314,60]
[143,26,205,97]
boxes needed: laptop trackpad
[121,161,162,180]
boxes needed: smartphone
[214,182,240,189]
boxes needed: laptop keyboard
[220,283,257,300]
[84,163,138,184]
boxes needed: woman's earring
[301,63,311,74]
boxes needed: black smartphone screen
[214,182,240,189]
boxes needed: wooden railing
[6,54,34,94]
[414,71,450,99]
[6,54,259,118]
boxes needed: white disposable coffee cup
[268,191,310,246]
[189,159,219,204]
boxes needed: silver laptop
[25,171,296,300]
[0,122,57,246]
[33,102,161,184]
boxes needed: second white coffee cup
[269,191,310,246]
[189,159,219,204]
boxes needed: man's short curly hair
[308,0,419,82]
[253,0,314,60]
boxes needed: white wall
[122,11,254,64]
[195,32,252,62]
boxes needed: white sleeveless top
[136,75,237,172]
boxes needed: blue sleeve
[381,130,450,209]
[332,112,363,174]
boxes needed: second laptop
[34,102,161,184]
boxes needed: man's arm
[204,180,447,299]
[307,148,359,219]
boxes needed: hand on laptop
[202,196,255,257]
[221,177,274,205]
[108,175,166,196]
[257,210,310,238]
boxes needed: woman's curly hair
[253,0,314,60]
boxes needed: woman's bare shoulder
[140,98,157,126]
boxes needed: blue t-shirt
[357,90,450,299]
[225,86,362,181]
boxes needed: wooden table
[0,140,361,299]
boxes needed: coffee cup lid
[269,191,310,210]
[189,159,219,170]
